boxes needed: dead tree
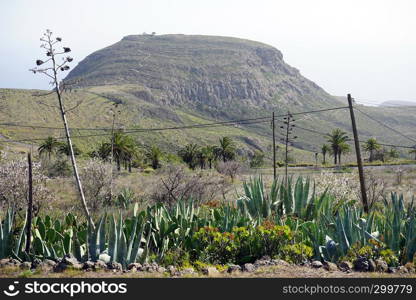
[30,30,94,228]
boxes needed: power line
[0,119,271,144]
[295,124,416,150]
[0,106,349,132]
[354,107,416,144]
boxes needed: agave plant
[0,208,16,259]
[108,211,149,268]
[237,177,280,222]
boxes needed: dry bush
[315,171,359,203]
[364,170,386,209]
[79,159,112,212]
[0,159,52,214]
[151,164,232,205]
[215,161,243,182]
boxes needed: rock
[157,267,166,273]
[0,258,10,266]
[404,262,415,273]
[375,259,388,272]
[167,265,179,276]
[397,266,409,274]
[98,253,111,264]
[53,262,68,273]
[353,257,369,272]
[323,261,338,272]
[311,260,323,268]
[141,262,159,273]
[82,261,95,271]
[62,254,80,266]
[127,263,142,271]
[95,260,108,270]
[0,258,21,268]
[31,258,42,269]
[338,261,353,272]
[242,263,256,272]
[227,265,242,274]
[387,267,396,273]
[106,262,122,271]
[254,256,272,267]
[20,262,32,270]
[180,268,196,276]
[272,259,290,267]
[201,266,220,276]
[368,259,376,272]
[37,260,56,272]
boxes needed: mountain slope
[1,34,416,161]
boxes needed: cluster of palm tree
[321,131,407,165]
[362,137,400,162]
[38,136,81,160]
[90,131,165,172]
[178,137,236,170]
[321,128,351,165]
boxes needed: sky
[1,0,415,104]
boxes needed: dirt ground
[1,264,414,279]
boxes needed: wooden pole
[284,111,291,187]
[347,94,369,213]
[272,111,276,181]
[25,152,33,253]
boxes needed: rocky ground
[0,256,415,278]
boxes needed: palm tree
[58,142,81,157]
[215,137,236,162]
[387,147,399,160]
[409,147,416,160]
[363,138,381,162]
[38,136,61,160]
[326,129,349,165]
[201,145,216,169]
[146,145,162,169]
[178,143,200,170]
[321,144,330,164]
[100,131,137,171]
[338,142,351,165]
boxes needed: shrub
[192,225,294,265]
[79,159,112,211]
[0,159,52,213]
[151,165,231,205]
[160,248,191,268]
[281,243,313,264]
[216,161,242,182]
[341,243,399,267]
[193,227,237,264]
[45,158,72,177]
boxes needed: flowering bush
[0,159,52,213]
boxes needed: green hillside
[1,34,415,161]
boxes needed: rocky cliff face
[66,34,339,111]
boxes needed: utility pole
[280,111,297,187]
[25,152,33,253]
[347,94,369,213]
[109,105,117,203]
[272,111,276,181]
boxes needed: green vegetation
[1,176,415,271]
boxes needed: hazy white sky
[1,0,415,104]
